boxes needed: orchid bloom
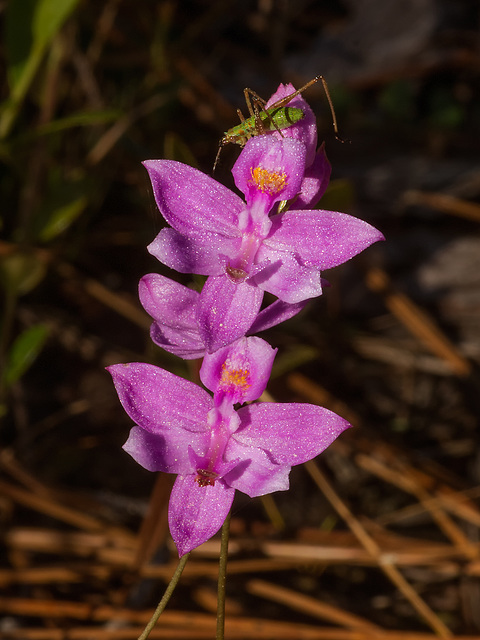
[139,272,308,360]
[264,82,319,168]
[107,337,350,556]
[145,136,383,351]
[263,83,331,209]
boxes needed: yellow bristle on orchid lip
[220,362,250,391]
[250,166,287,195]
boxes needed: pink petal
[267,210,385,270]
[224,441,291,498]
[265,82,318,166]
[168,475,235,556]
[250,299,308,333]
[252,249,323,303]
[200,336,276,404]
[232,137,307,208]
[143,160,244,236]
[148,228,238,276]
[107,363,212,434]
[294,143,331,209]
[150,323,205,360]
[139,274,205,359]
[234,403,351,466]
[139,273,198,327]
[196,276,264,353]
[123,426,206,475]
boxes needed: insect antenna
[213,142,223,174]
[315,76,348,143]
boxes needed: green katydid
[213,75,340,172]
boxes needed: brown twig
[365,267,471,377]
[404,190,480,223]
[304,461,453,639]
[247,579,381,631]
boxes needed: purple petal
[107,363,212,434]
[232,137,307,208]
[250,299,308,333]
[265,83,318,166]
[234,403,351,466]
[148,228,239,275]
[150,323,205,360]
[196,276,264,353]
[252,249,323,303]
[200,336,277,404]
[168,475,235,556]
[143,160,244,236]
[266,210,385,270]
[224,441,291,497]
[139,274,205,359]
[123,426,206,475]
[139,273,198,327]
[294,143,331,209]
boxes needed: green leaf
[2,0,80,138]
[5,0,80,89]
[31,172,90,242]
[34,110,122,136]
[3,324,49,387]
[0,251,47,296]
[33,0,80,49]
[39,195,88,242]
[5,0,37,89]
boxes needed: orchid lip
[195,469,219,487]
[225,231,264,283]
[249,165,288,197]
[226,265,248,283]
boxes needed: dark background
[1,0,480,637]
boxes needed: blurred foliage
[0,0,182,414]
[2,324,49,389]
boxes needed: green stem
[216,511,231,640]
[138,552,190,640]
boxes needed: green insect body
[213,75,339,172]
[221,105,305,147]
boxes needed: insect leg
[268,76,342,140]
[317,76,341,140]
[243,88,267,117]
[243,88,268,134]
[245,89,287,137]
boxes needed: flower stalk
[216,510,231,640]
[137,552,190,640]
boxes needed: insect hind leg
[236,108,246,123]
[243,88,272,136]
[244,88,287,137]
[243,87,267,117]
[267,75,342,141]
